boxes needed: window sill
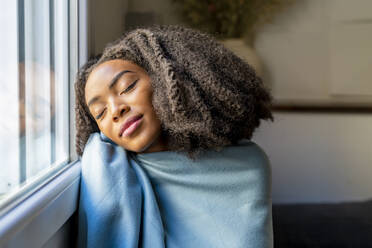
[0,160,81,248]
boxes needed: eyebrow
[87,70,133,107]
[109,70,133,89]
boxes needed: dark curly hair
[75,25,273,159]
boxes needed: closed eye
[120,79,138,95]
[95,108,106,120]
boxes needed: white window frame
[0,0,88,247]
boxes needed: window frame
[0,0,88,246]
[0,161,81,248]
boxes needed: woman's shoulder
[210,139,271,173]
[220,139,269,162]
[136,139,269,164]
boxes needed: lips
[119,114,143,137]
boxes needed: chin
[120,135,151,153]
[135,131,163,153]
[136,140,154,153]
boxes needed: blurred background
[1,0,371,247]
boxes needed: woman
[75,25,273,248]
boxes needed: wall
[251,0,372,203]
[90,0,129,55]
[127,0,182,26]
[254,0,372,106]
[253,112,372,203]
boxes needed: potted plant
[172,0,294,75]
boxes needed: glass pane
[0,1,19,200]
[54,0,69,165]
[0,0,70,210]
[24,0,52,178]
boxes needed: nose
[109,99,129,122]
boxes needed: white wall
[253,112,372,204]
[251,0,372,203]
[254,0,372,106]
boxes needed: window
[0,0,77,215]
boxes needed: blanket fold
[77,133,165,248]
[77,132,273,248]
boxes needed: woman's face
[85,59,167,153]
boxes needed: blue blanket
[77,132,273,248]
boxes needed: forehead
[87,59,140,86]
[85,59,141,98]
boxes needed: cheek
[97,120,115,138]
[144,94,158,121]
[142,92,159,126]
[136,84,153,104]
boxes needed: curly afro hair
[75,25,273,160]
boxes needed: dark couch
[272,199,372,248]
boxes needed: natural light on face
[85,59,168,154]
